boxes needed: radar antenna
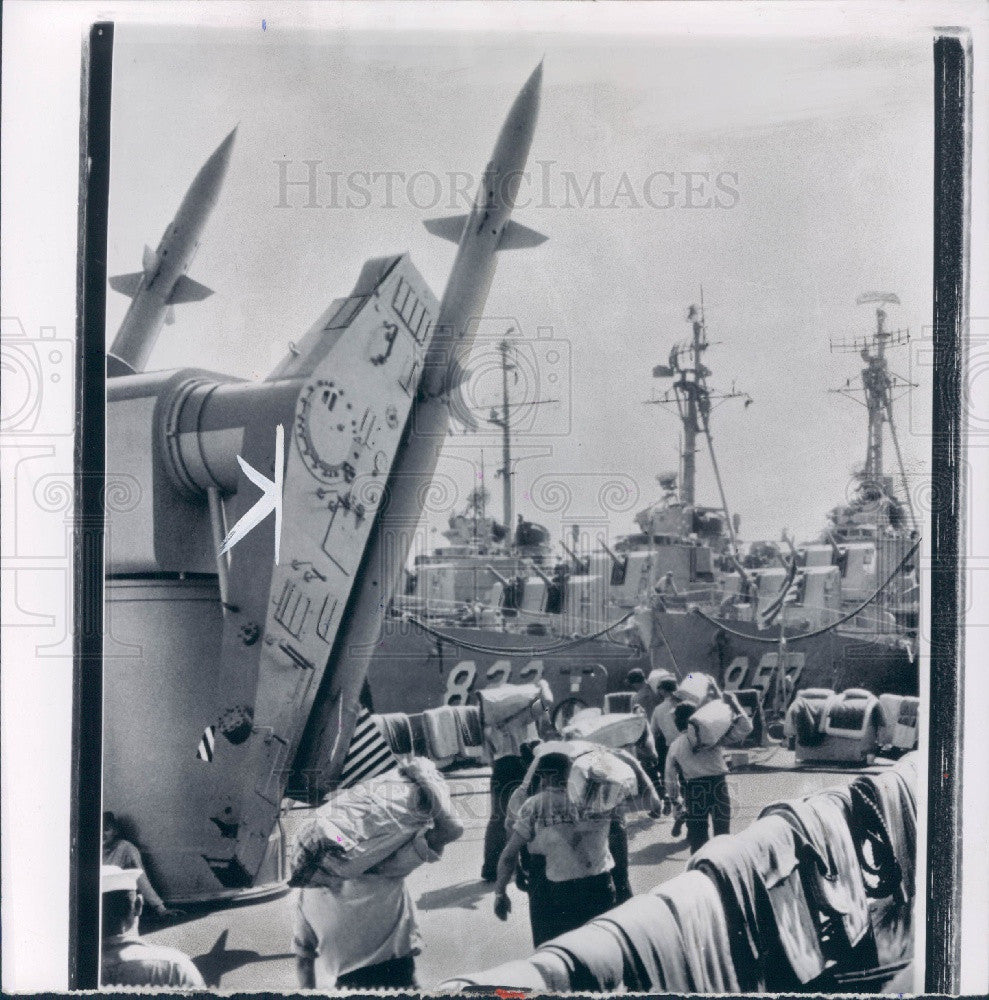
[829,293,917,532]
[646,296,752,563]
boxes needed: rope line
[690,540,920,645]
[394,596,647,633]
[401,609,636,656]
[651,612,684,680]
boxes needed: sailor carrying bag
[288,760,447,886]
[562,710,647,749]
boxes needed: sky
[105,23,935,550]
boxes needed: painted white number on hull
[485,661,512,687]
[442,658,545,706]
[518,660,544,684]
[720,654,805,704]
[443,660,477,706]
[722,657,750,692]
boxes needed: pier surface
[144,746,887,989]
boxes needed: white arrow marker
[219,424,283,564]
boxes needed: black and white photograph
[2,2,987,995]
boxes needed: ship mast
[829,293,918,532]
[479,451,486,527]
[484,338,517,540]
[481,334,558,548]
[680,309,702,505]
[499,339,514,531]
[647,300,752,560]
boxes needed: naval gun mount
[105,254,442,902]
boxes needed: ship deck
[141,744,895,990]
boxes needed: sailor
[102,811,181,921]
[628,701,664,818]
[480,684,551,882]
[100,865,204,988]
[626,667,658,719]
[608,744,665,902]
[664,695,753,853]
[648,673,680,807]
[292,758,464,990]
[709,627,733,674]
[740,570,759,605]
[650,570,680,611]
[493,751,619,946]
[506,739,662,907]
[625,669,666,808]
[501,741,544,904]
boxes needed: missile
[107,126,238,376]
[419,58,547,399]
[292,60,547,792]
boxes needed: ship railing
[390,596,497,622]
[391,594,638,641]
[775,601,902,634]
[658,585,720,599]
[512,603,637,636]
[705,598,903,636]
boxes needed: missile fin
[498,220,548,250]
[423,214,469,244]
[169,274,215,304]
[108,271,145,298]
[106,354,136,377]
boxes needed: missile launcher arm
[104,254,441,897]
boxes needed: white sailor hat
[101,864,142,894]
[647,668,677,691]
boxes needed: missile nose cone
[521,57,543,101]
[215,125,239,164]
[503,59,543,139]
[191,126,238,198]
[200,126,238,177]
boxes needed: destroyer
[366,296,920,725]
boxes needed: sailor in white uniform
[100,865,204,988]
